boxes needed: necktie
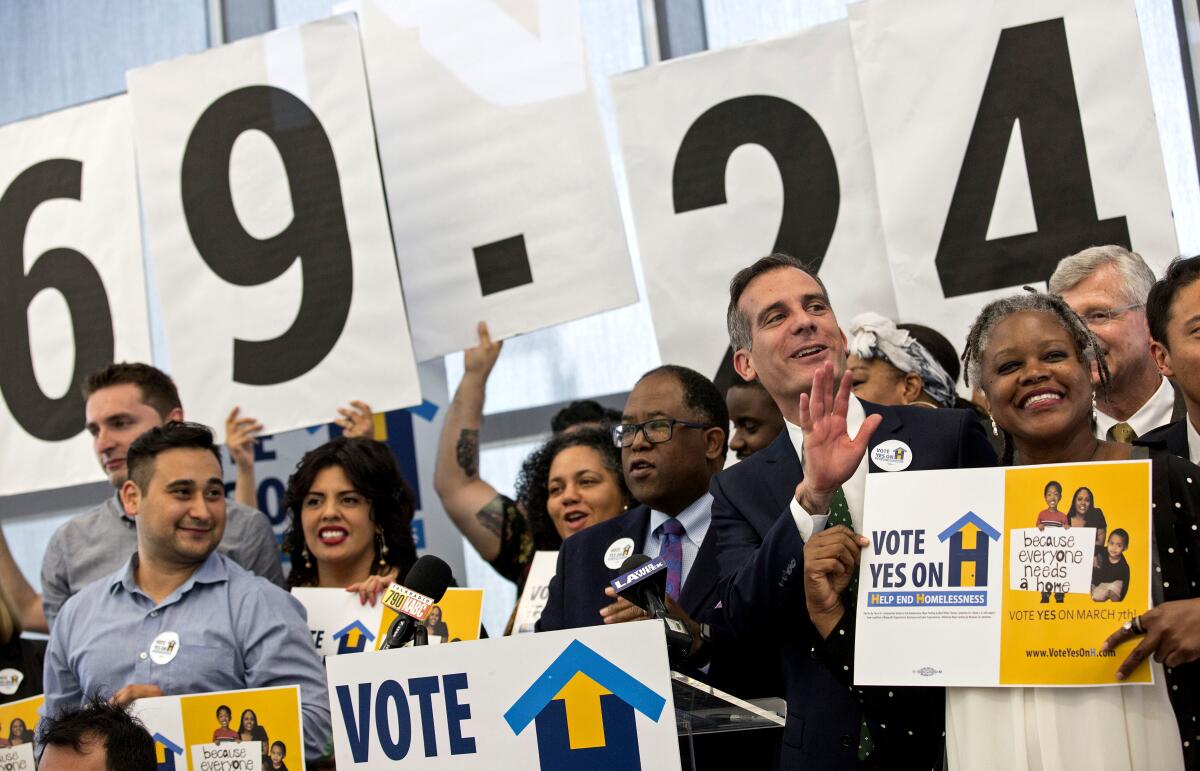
[822,488,874,759]
[1107,422,1137,443]
[656,518,685,601]
[824,487,857,596]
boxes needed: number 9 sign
[128,15,421,441]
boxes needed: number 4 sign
[849,0,1177,343]
[128,15,422,440]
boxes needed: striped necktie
[656,518,685,601]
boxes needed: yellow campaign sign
[855,460,1155,688]
[999,463,1152,685]
[0,694,42,747]
[179,686,302,756]
[376,587,485,648]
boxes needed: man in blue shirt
[42,422,330,759]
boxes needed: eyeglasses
[1079,303,1143,326]
[612,418,708,448]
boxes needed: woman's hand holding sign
[797,363,878,638]
[1103,599,1200,679]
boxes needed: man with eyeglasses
[1050,245,1185,442]
[710,253,996,769]
[537,365,774,700]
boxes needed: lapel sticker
[604,537,636,569]
[0,668,22,695]
[871,439,913,472]
[149,631,181,665]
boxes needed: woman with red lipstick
[282,437,419,605]
[948,290,1200,770]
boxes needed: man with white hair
[1049,245,1185,441]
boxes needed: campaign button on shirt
[605,538,636,569]
[0,669,22,695]
[149,632,181,665]
[871,440,913,471]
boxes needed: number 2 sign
[613,20,897,379]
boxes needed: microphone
[611,554,694,660]
[379,555,454,650]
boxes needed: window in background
[273,0,333,28]
[1136,0,1200,254]
[0,1,210,126]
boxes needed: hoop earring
[990,416,999,437]
[301,546,312,570]
[1091,391,1098,423]
[376,530,388,571]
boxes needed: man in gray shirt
[41,363,283,629]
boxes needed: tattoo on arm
[456,429,479,478]
[475,495,506,538]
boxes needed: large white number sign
[128,14,421,441]
[358,0,638,360]
[0,95,152,496]
[612,20,896,379]
[850,0,1178,347]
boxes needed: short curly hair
[961,290,1109,463]
[283,437,418,587]
[514,427,634,550]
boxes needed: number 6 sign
[128,15,421,439]
[0,95,153,496]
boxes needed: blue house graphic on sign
[332,620,377,654]
[938,511,1001,587]
[152,733,183,771]
[504,640,667,771]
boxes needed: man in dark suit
[1140,255,1200,463]
[537,365,769,696]
[711,254,996,769]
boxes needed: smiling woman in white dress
[954,290,1200,770]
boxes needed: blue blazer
[537,503,779,698]
[710,401,996,769]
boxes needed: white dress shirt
[786,393,869,541]
[1094,376,1175,439]
[1187,416,1200,466]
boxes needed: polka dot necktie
[824,487,858,598]
[823,487,873,759]
[656,517,685,602]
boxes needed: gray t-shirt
[40,495,284,629]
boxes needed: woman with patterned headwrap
[846,313,959,409]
